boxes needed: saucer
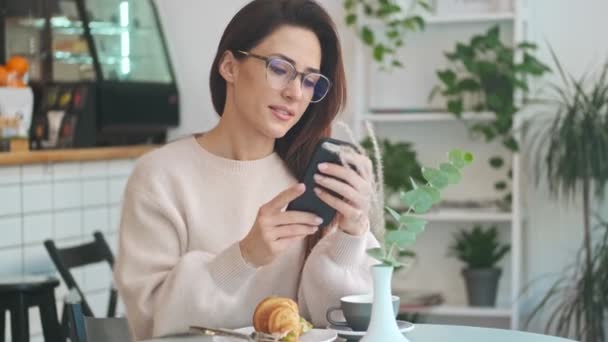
[217,327,337,342]
[326,320,414,341]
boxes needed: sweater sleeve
[297,228,380,327]
[113,184,257,340]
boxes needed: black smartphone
[286,137,360,228]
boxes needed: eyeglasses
[235,50,331,103]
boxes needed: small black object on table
[0,275,63,342]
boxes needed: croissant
[253,296,313,342]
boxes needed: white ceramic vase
[360,265,410,342]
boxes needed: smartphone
[286,137,360,228]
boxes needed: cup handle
[326,306,348,326]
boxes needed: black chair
[44,231,118,338]
[64,289,131,342]
[0,276,63,342]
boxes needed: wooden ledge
[0,145,159,166]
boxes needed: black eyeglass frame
[235,50,331,103]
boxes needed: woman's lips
[269,106,294,121]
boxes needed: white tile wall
[83,207,110,235]
[53,181,82,210]
[0,159,135,341]
[82,179,109,207]
[22,164,53,183]
[0,166,20,184]
[0,216,22,248]
[0,185,21,216]
[22,183,53,213]
[52,162,81,181]
[0,247,23,277]
[23,213,53,245]
[54,210,83,240]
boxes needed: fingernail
[314,174,322,182]
[314,187,321,194]
[297,183,305,191]
[318,163,328,170]
[315,217,324,224]
[312,226,319,232]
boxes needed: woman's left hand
[313,151,374,236]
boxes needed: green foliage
[366,149,474,267]
[344,0,431,69]
[361,137,424,193]
[531,51,608,201]
[448,225,510,269]
[431,25,551,209]
[526,49,608,342]
[527,220,608,342]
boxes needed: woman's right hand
[239,183,323,267]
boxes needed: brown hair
[209,0,347,181]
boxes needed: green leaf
[422,167,449,189]
[495,181,507,191]
[439,163,461,184]
[503,137,519,151]
[437,70,456,87]
[457,78,481,91]
[489,156,504,169]
[421,184,441,204]
[373,44,385,62]
[449,150,465,168]
[367,247,386,261]
[385,206,401,223]
[400,215,427,233]
[346,13,357,26]
[447,99,463,116]
[344,0,356,10]
[409,177,418,189]
[361,26,374,45]
[392,60,403,68]
[401,188,433,214]
[463,152,474,164]
[385,230,417,248]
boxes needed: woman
[114,0,379,339]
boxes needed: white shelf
[425,13,516,25]
[421,208,512,223]
[400,304,512,318]
[363,112,495,123]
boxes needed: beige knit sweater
[113,136,379,340]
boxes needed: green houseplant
[343,0,431,69]
[526,49,608,342]
[431,25,551,209]
[448,225,510,307]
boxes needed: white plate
[326,320,414,339]
[212,327,337,342]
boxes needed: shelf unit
[351,0,526,330]
[363,111,496,123]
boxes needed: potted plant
[525,49,608,342]
[448,225,510,307]
[431,25,551,210]
[360,136,424,207]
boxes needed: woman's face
[226,25,322,139]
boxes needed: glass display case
[1,0,179,148]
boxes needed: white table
[142,324,577,342]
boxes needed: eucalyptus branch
[367,149,474,267]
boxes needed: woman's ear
[219,50,238,84]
